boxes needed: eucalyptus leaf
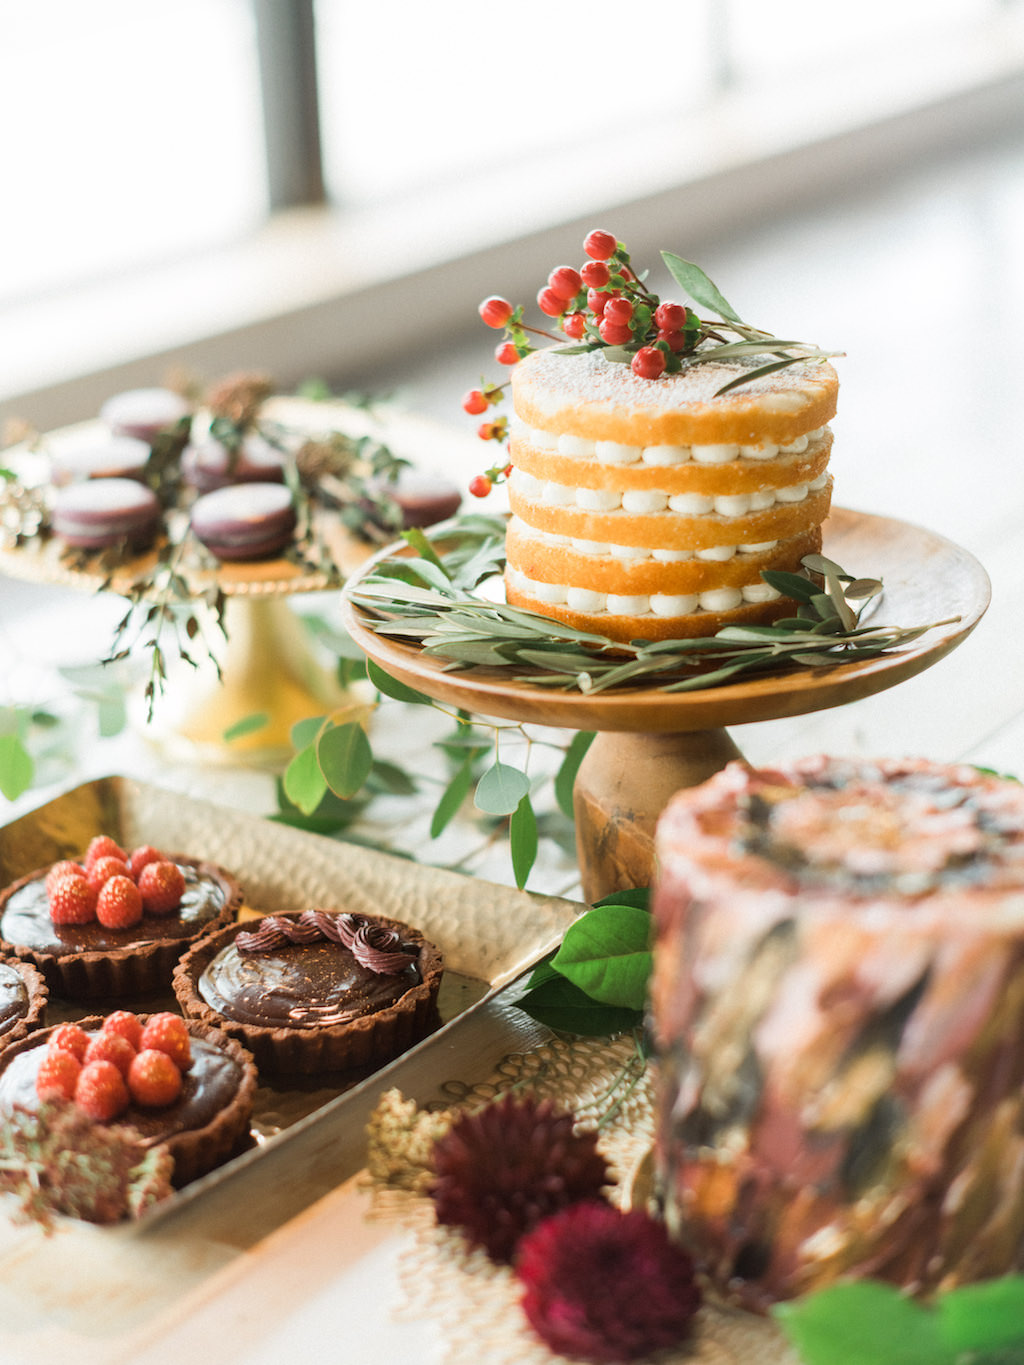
[223,711,269,742]
[551,903,653,1010]
[317,721,373,799]
[366,658,432,704]
[554,731,594,819]
[430,758,475,837]
[365,759,418,796]
[0,735,33,802]
[282,743,328,815]
[475,761,531,816]
[291,714,326,750]
[509,794,538,888]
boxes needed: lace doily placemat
[362,1033,798,1365]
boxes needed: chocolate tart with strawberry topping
[0,1012,257,1187]
[0,842,241,1002]
[173,908,443,1076]
[0,956,48,1050]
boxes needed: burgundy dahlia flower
[516,1200,702,1363]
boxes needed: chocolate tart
[173,908,444,1077]
[0,1014,257,1187]
[0,956,48,1050]
[0,855,242,1002]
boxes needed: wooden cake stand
[339,507,991,901]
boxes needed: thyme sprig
[347,516,957,696]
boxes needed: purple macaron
[190,482,297,561]
[51,477,162,550]
[50,434,153,486]
[182,433,286,493]
[99,387,191,443]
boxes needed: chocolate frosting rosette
[650,755,1024,1309]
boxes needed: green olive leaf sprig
[346,516,958,697]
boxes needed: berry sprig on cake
[463,228,842,644]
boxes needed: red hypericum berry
[48,873,97,925]
[598,318,633,345]
[561,311,586,339]
[86,855,131,895]
[137,859,185,915]
[36,1048,82,1101]
[495,341,520,365]
[631,346,667,380]
[140,1013,192,1071]
[84,835,127,869]
[603,295,634,325]
[48,1022,90,1063]
[95,875,143,929]
[537,286,565,318]
[547,265,582,301]
[586,288,609,318]
[462,388,489,416]
[103,1010,144,1050]
[502,463,513,478]
[478,295,513,329]
[468,474,493,498]
[128,845,164,880]
[74,1059,130,1121]
[583,229,617,260]
[127,1048,183,1108]
[654,301,688,331]
[84,1031,136,1078]
[45,860,85,896]
[657,328,688,353]
[580,260,611,288]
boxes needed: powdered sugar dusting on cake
[516,347,832,415]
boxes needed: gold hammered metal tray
[0,776,585,1227]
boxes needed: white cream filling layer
[507,565,781,617]
[510,468,827,517]
[510,517,780,562]
[512,420,827,466]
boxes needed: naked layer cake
[504,347,837,643]
[650,756,1024,1309]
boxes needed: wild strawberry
[137,860,185,915]
[103,1010,144,1050]
[583,229,618,260]
[84,835,127,868]
[48,1021,91,1061]
[44,860,85,896]
[140,1013,192,1070]
[478,295,513,329]
[468,474,492,498]
[128,844,165,880]
[36,1048,82,1101]
[632,346,667,380]
[127,1049,183,1107]
[95,875,143,929]
[48,873,97,925]
[86,855,131,894]
[84,1030,136,1077]
[74,1059,129,1121]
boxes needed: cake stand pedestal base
[573,728,744,902]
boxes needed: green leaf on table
[662,252,743,322]
[773,1282,950,1365]
[223,712,269,742]
[936,1276,1024,1355]
[554,731,594,819]
[475,761,531,816]
[516,969,644,1037]
[366,658,433,705]
[318,721,373,799]
[550,903,653,1010]
[430,758,475,837]
[509,794,538,889]
[0,735,33,802]
[282,743,327,815]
